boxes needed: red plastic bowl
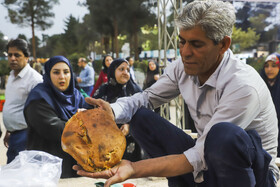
[122,183,136,187]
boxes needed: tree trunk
[133,18,139,60]
[103,36,110,54]
[101,35,104,53]
[113,17,119,58]
[111,35,114,56]
[129,36,133,57]
[31,15,36,59]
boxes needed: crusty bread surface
[61,108,126,172]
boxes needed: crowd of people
[0,0,280,186]
[0,38,153,178]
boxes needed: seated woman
[93,58,144,161]
[143,59,159,90]
[260,53,280,156]
[24,56,92,178]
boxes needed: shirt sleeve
[81,66,94,83]
[24,99,66,141]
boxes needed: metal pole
[157,0,185,129]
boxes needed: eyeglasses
[8,53,23,58]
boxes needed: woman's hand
[4,131,10,148]
[73,160,135,187]
[85,97,114,120]
[120,124,129,136]
[154,74,159,81]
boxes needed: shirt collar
[13,63,30,78]
[202,50,231,88]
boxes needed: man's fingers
[85,98,108,109]
[85,98,114,119]
[85,97,99,106]
[73,165,83,170]
[104,176,120,187]
[73,165,111,179]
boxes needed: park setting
[1,0,280,186]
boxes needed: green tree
[0,32,9,58]
[0,60,10,76]
[231,26,260,53]
[17,34,28,41]
[139,25,158,51]
[61,15,80,55]
[38,34,62,58]
[121,0,157,59]
[235,2,251,31]
[76,14,100,55]
[3,0,59,59]
[86,0,156,58]
[247,56,265,73]
[234,1,277,45]
[29,36,41,58]
[86,0,116,54]
[249,14,269,33]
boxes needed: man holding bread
[73,0,279,186]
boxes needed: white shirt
[111,49,279,182]
[130,66,136,82]
[3,63,43,132]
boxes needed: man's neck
[13,70,20,77]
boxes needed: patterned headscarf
[265,53,280,69]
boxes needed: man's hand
[4,131,10,148]
[120,124,129,136]
[85,97,114,120]
[76,77,82,83]
[73,160,135,187]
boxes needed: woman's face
[105,56,113,68]
[50,62,71,92]
[264,60,279,79]
[149,61,157,71]
[128,57,134,66]
[115,62,130,84]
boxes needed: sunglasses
[8,53,23,58]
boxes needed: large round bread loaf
[61,108,126,172]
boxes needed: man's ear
[219,36,231,54]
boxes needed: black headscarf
[143,60,159,90]
[102,55,112,74]
[25,56,89,121]
[94,58,142,103]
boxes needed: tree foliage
[0,32,9,58]
[234,1,278,46]
[235,2,252,31]
[231,26,260,53]
[3,0,59,59]
[0,60,10,76]
[3,0,278,61]
[85,0,156,58]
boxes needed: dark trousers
[81,85,93,96]
[129,107,275,187]
[7,129,28,163]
